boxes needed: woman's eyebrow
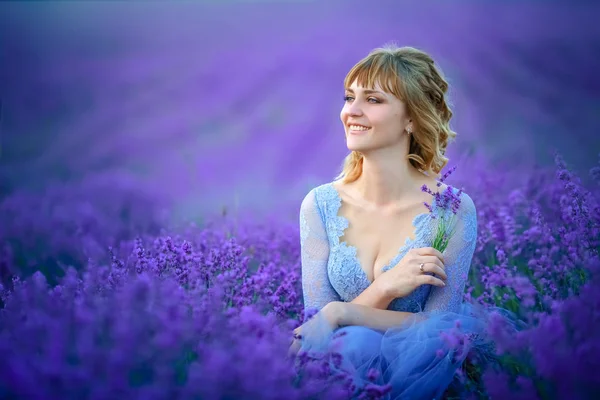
[345,88,385,95]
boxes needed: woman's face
[340,79,411,153]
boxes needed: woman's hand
[287,302,345,357]
[375,247,447,299]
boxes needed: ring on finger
[419,263,425,273]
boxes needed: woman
[290,44,489,399]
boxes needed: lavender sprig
[421,165,463,253]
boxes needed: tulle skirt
[294,303,521,400]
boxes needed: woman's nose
[346,103,363,117]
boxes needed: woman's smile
[348,124,372,135]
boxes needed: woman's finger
[423,255,445,270]
[287,339,302,357]
[416,259,446,280]
[417,273,446,288]
[419,262,447,281]
[415,247,445,264]
[430,265,447,280]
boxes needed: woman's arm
[423,192,477,313]
[338,302,418,331]
[349,280,396,310]
[290,301,416,356]
[299,188,342,313]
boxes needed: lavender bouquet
[421,165,464,253]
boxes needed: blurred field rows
[1,0,599,223]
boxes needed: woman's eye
[343,95,380,103]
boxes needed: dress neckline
[325,181,437,284]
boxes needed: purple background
[1,0,599,223]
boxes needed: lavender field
[1,1,600,399]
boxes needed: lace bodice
[299,181,477,315]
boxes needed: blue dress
[296,181,498,399]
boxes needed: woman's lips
[349,127,371,135]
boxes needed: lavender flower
[421,165,463,253]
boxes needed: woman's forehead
[348,78,382,89]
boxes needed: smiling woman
[336,44,456,186]
[291,43,521,400]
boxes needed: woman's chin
[346,141,370,153]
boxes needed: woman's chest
[338,203,426,282]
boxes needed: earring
[406,128,412,135]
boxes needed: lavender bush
[0,223,354,399]
[0,171,170,290]
[0,152,599,399]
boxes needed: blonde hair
[335,43,457,183]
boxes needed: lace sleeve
[300,188,341,314]
[423,192,478,313]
